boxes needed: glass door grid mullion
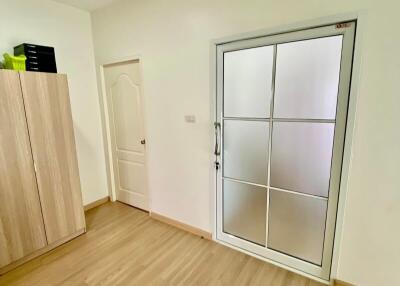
[265,44,278,246]
[222,117,335,123]
[221,177,329,200]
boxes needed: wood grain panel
[0,202,324,285]
[0,228,85,275]
[0,70,47,267]
[19,72,85,244]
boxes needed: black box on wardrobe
[14,43,57,73]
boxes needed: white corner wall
[91,0,400,285]
[1,0,109,204]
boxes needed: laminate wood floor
[0,202,324,286]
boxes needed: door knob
[141,139,146,145]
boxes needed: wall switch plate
[184,115,196,123]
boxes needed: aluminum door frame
[215,22,356,281]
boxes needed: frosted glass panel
[274,36,343,119]
[268,190,327,265]
[223,180,267,245]
[223,120,269,185]
[270,122,334,197]
[224,46,274,118]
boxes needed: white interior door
[215,22,356,281]
[104,60,148,210]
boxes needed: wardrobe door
[19,72,85,244]
[0,70,47,268]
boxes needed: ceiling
[52,0,119,11]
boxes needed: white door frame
[209,12,365,284]
[99,55,151,209]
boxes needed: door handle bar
[214,122,221,156]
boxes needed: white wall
[1,0,108,204]
[91,0,400,285]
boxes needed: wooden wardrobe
[0,70,85,274]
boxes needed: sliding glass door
[215,22,356,280]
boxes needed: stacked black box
[14,43,57,73]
